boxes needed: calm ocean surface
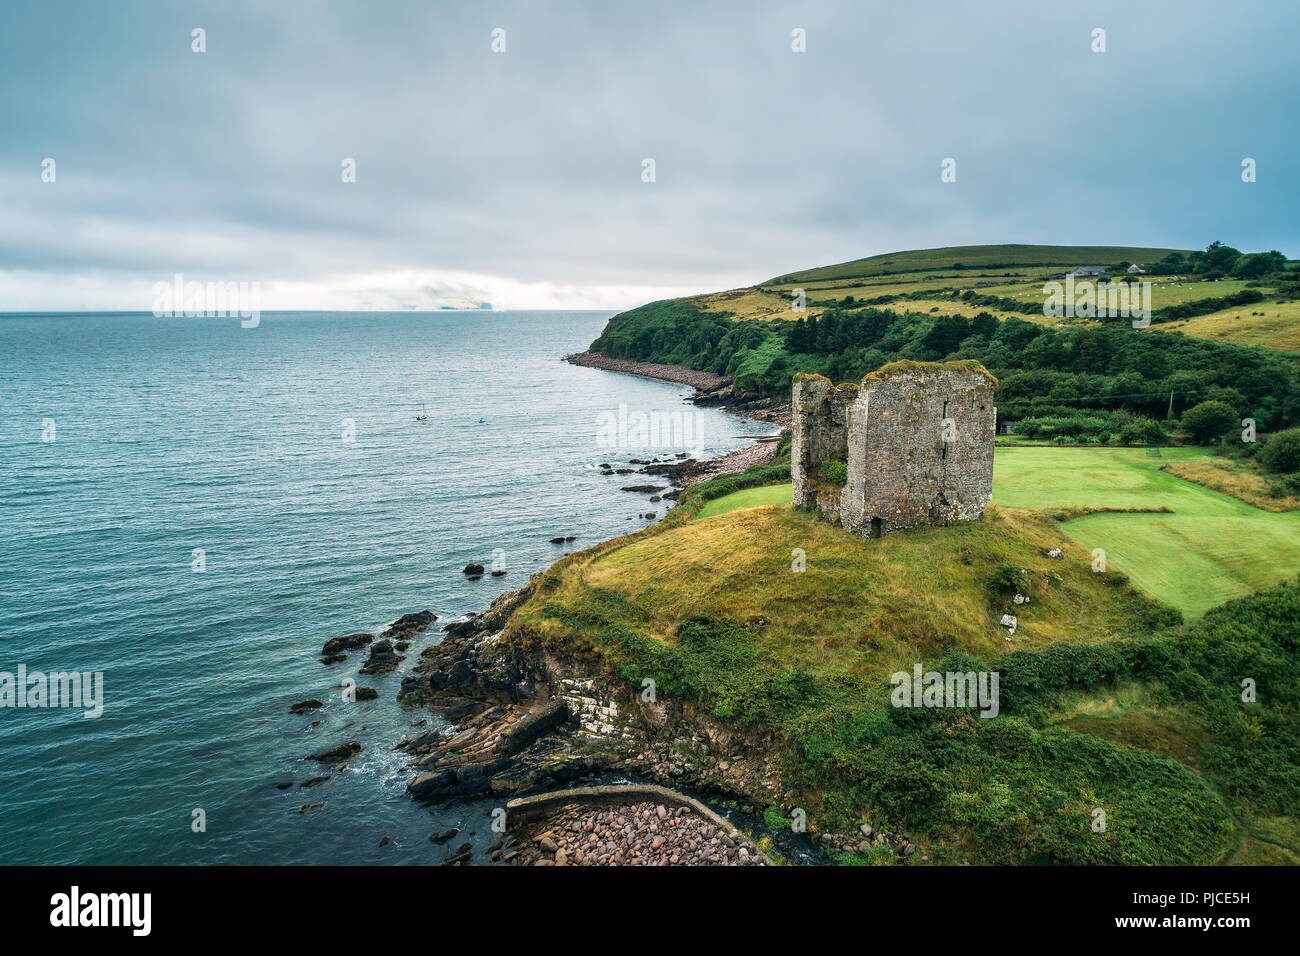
[0,310,775,865]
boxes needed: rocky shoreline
[368,585,926,865]
[387,587,791,859]
[283,354,849,864]
[564,350,730,390]
[566,350,791,429]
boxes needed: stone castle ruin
[791,361,998,537]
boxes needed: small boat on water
[416,404,428,421]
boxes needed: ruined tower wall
[791,374,856,510]
[839,366,996,536]
[791,362,997,537]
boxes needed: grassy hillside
[589,244,1300,433]
[765,243,1191,285]
[1155,297,1300,351]
[504,460,1300,864]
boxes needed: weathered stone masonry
[792,362,998,537]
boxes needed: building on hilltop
[1066,266,1109,280]
[791,361,998,537]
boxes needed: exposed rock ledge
[394,583,785,813]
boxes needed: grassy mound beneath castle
[508,472,1297,862]
[523,504,1160,676]
[500,453,1300,865]
[694,445,1300,619]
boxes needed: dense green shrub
[1118,418,1167,444]
[987,562,1028,595]
[1181,400,1239,443]
[782,580,1298,863]
[820,459,848,485]
[1259,427,1300,474]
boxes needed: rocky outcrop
[309,741,361,763]
[393,583,784,816]
[381,611,436,641]
[359,638,404,675]
[321,632,374,657]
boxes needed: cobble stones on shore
[510,800,766,866]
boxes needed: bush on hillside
[1259,428,1300,474]
[1181,400,1239,443]
[1118,418,1167,444]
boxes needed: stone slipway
[506,784,775,866]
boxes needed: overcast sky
[2,0,1297,311]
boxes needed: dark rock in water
[565,536,576,542]
[359,639,404,675]
[309,741,361,763]
[430,827,459,844]
[490,569,507,577]
[615,468,634,474]
[599,463,612,469]
[320,653,346,665]
[310,720,322,728]
[408,769,458,800]
[649,496,661,502]
[621,484,665,493]
[548,536,567,544]
[676,452,689,458]
[443,614,480,637]
[407,757,517,800]
[322,632,374,656]
[394,641,411,652]
[386,610,436,630]
[275,781,293,790]
[354,687,379,701]
[290,699,323,714]
[302,776,330,788]
[381,610,437,641]
[463,563,486,575]
[398,726,449,753]
[299,802,324,815]
[487,753,614,796]
[378,836,392,848]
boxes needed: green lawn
[696,446,1300,620]
[693,482,793,519]
[993,446,1300,619]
